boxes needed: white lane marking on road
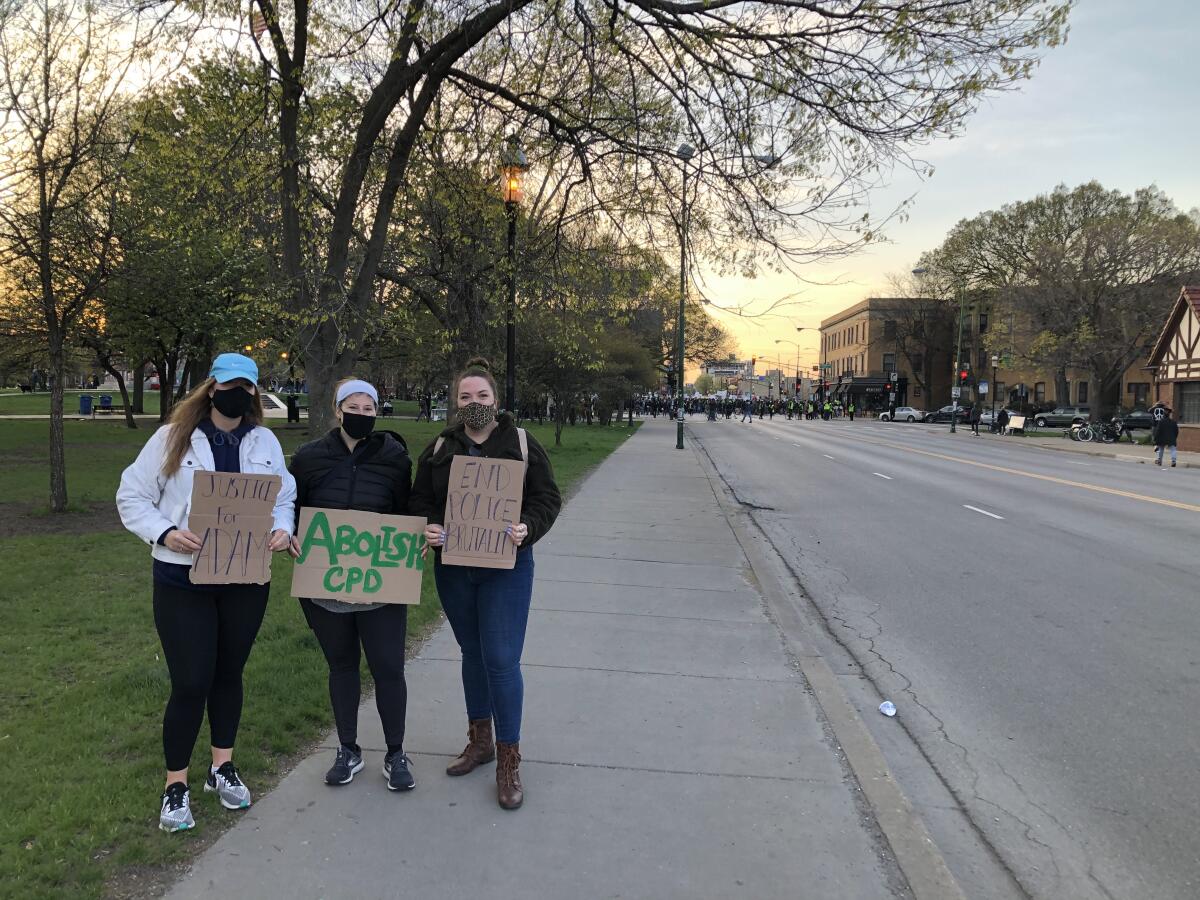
[872,472,893,480]
[823,454,836,460]
[963,504,1004,520]
[1064,461,1092,467]
[792,443,803,447]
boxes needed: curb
[1025,440,1198,469]
[688,430,966,900]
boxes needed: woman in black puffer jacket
[288,378,417,792]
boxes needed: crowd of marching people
[630,393,854,423]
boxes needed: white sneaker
[159,783,195,833]
[204,762,251,810]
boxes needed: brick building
[819,298,954,413]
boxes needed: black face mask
[341,411,376,440]
[211,387,253,419]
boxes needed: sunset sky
[696,0,1200,380]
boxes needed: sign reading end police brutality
[291,509,427,604]
[188,472,282,584]
[441,456,525,570]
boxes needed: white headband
[336,379,379,406]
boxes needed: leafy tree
[0,1,177,510]
[924,183,1200,418]
[228,0,1068,432]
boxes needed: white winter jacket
[116,424,297,567]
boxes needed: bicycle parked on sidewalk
[1070,417,1133,444]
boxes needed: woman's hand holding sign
[164,528,203,554]
[423,523,446,556]
[268,529,291,552]
[505,522,529,546]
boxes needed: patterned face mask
[460,401,496,429]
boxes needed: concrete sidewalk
[164,418,912,900]
[1010,432,1200,468]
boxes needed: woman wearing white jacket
[117,353,295,833]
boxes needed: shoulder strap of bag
[434,429,527,462]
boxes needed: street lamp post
[950,287,967,434]
[500,135,529,416]
[675,143,695,450]
[774,338,801,406]
[991,354,999,423]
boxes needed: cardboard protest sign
[187,472,282,585]
[441,456,525,570]
[291,508,427,604]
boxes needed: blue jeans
[434,549,534,743]
[1157,444,1177,464]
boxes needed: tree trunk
[47,331,68,512]
[304,321,350,435]
[1054,368,1069,406]
[132,363,144,414]
[96,353,137,429]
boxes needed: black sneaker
[325,745,364,786]
[382,750,416,792]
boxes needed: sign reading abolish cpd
[290,508,428,604]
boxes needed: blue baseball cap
[209,352,259,385]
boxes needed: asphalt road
[687,414,1200,900]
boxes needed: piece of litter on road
[879,701,897,717]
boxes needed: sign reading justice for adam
[187,471,282,585]
[290,508,427,604]
[440,456,525,570]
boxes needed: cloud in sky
[702,0,1200,375]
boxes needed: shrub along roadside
[0,418,638,899]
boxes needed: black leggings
[300,600,409,753]
[153,581,270,771]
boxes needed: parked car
[879,406,926,422]
[1031,406,1090,428]
[979,408,1020,428]
[925,404,972,424]
[1119,409,1155,431]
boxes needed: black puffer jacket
[289,428,412,525]
[409,414,561,549]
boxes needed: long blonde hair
[162,377,265,476]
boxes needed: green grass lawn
[0,416,638,899]
[0,390,162,417]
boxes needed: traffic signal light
[884,381,892,391]
[751,356,756,366]
[959,369,969,384]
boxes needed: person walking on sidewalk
[116,353,296,833]
[288,378,417,792]
[1154,408,1179,467]
[847,402,855,422]
[411,358,562,811]
[970,403,982,436]
[996,407,1010,436]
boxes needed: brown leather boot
[445,718,495,776]
[496,741,523,810]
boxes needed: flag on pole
[250,11,268,38]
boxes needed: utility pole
[951,288,967,434]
